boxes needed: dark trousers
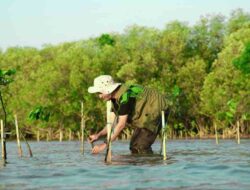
[129,127,159,154]
[129,110,169,154]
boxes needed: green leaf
[225,112,234,118]
[172,85,181,98]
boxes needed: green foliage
[0,68,16,128]
[120,85,144,104]
[233,42,250,74]
[29,106,51,122]
[0,69,16,86]
[227,9,250,33]
[172,85,181,98]
[98,34,115,47]
[1,10,250,137]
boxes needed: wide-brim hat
[88,75,121,94]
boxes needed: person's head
[88,75,121,101]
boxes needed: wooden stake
[19,130,33,157]
[161,111,167,160]
[105,100,112,163]
[214,122,219,144]
[1,120,7,162]
[37,130,40,142]
[237,120,240,144]
[68,128,72,141]
[59,128,63,142]
[14,114,23,157]
[80,101,85,154]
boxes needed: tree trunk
[0,91,7,162]
[77,131,80,141]
[180,131,183,139]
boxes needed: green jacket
[112,84,169,133]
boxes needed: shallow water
[0,139,250,190]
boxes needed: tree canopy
[0,9,249,138]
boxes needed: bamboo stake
[68,128,72,141]
[19,130,33,157]
[80,101,85,154]
[161,111,167,160]
[14,114,23,157]
[105,100,112,163]
[214,122,219,144]
[37,130,40,142]
[59,128,63,142]
[237,121,240,144]
[1,120,6,163]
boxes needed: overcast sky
[1,0,250,50]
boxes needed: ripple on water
[0,140,250,190]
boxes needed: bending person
[88,75,170,154]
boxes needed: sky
[1,0,250,50]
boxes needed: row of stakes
[1,101,168,166]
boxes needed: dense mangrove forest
[0,9,250,141]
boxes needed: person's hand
[88,134,99,143]
[92,143,107,154]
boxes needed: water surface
[0,139,250,190]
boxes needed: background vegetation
[0,9,249,140]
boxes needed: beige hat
[88,75,121,94]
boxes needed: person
[88,75,170,154]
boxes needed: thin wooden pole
[1,120,7,162]
[161,111,167,160]
[14,114,23,157]
[81,101,85,154]
[19,130,33,157]
[214,122,219,145]
[68,128,72,141]
[105,100,112,163]
[59,128,63,142]
[37,130,40,142]
[237,120,240,144]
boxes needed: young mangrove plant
[0,68,16,162]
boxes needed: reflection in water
[0,140,249,190]
[111,154,175,166]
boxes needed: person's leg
[129,128,158,154]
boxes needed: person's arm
[110,115,127,142]
[91,114,127,154]
[89,112,117,142]
[97,112,117,137]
